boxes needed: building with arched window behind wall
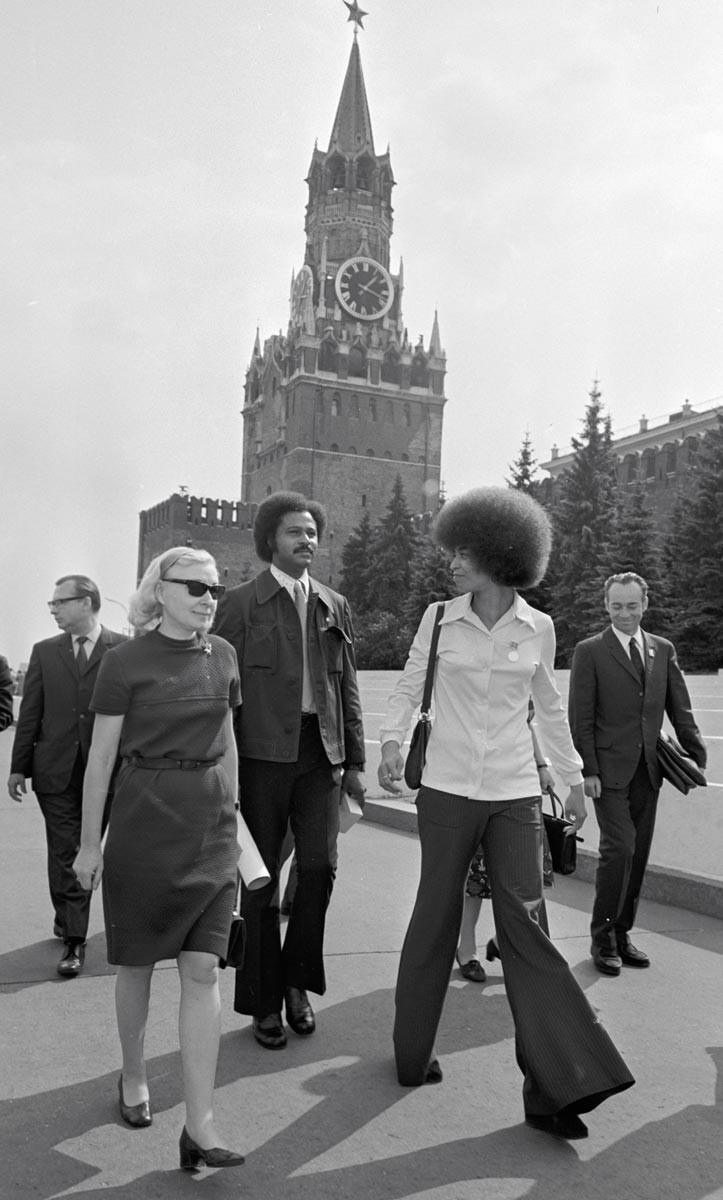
[538,397,723,532]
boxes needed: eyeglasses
[161,578,226,599]
[48,597,85,609]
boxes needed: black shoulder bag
[403,603,445,790]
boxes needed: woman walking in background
[378,487,634,1140]
[74,547,245,1172]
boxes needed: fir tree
[403,536,455,632]
[548,383,618,663]
[609,479,672,637]
[663,414,723,669]
[507,430,538,493]
[338,509,375,615]
[366,475,420,616]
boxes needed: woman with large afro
[378,486,634,1140]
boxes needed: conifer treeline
[339,388,723,672]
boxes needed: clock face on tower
[291,264,314,325]
[335,256,394,320]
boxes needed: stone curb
[362,793,723,922]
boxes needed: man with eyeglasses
[7,575,127,977]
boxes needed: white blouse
[380,592,583,802]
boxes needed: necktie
[629,638,645,686]
[76,636,88,674]
[293,582,314,712]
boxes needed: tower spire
[328,37,374,155]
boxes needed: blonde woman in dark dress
[74,548,245,1172]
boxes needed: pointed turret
[328,40,375,156]
[429,310,443,358]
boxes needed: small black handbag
[219,877,246,970]
[656,732,707,795]
[404,604,445,790]
[542,789,581,875]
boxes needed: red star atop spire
[343,1,368,32]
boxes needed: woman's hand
[378,740,405,795]
[564,783,587,833]
[74,845,104,892]
[538,765,555,794]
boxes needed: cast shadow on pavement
[0,930,113,993]
[1,978,721,1200]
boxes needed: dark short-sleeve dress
[91,630,241,966]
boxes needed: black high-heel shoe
[485,938,501,962]
[118,1075,152,1128]
[179,1126,245,1170]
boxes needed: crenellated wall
[137,493,261,587]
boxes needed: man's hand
[583,775,601,799]
[565,783,588,832]
[8,773,26,803]
[378,740,405,795]
[73,845,104,892]
[342,769,367,805]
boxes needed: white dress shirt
[611,624,645,658]
[380,592,583,802]
[73,624,100,657]
[270,563,310,599]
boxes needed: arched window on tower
[368,397,377,421]
[329,154,346,190]
[366,448,375,457]
[350,393,360,418]
[331,393,341,417]
[381,348,400,384]
[318,333,338,373]
[404,402,412,427]
[348,344,367,378]
[411,348,429,388]
[355,156,374,191]
[664,443,677,474]
[642,449,656,480]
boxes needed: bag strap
[544,787,565,820]
[420,603,445,718]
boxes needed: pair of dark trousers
[394,787,634,1115]
[36,755,94,942]
[591,755,659,950]
[234,719,340,1017]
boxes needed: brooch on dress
[508,642,519,662]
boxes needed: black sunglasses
[161,578,226,599]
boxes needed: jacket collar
[439,590,535,629]
[254,568,334,613]
[602,624,651,684]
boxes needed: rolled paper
[236,810,271,890]
[338,793,363,833]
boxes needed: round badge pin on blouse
[508,643,519,662]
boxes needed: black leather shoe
[618,939,650,967]
[455,952,486,982]
[118,1075,152,1128]
[252,1014,287,1049]
[179,1126,244,1170]
[57,941,85,978]
[398,1058,444,1086]
[285,986,316,1036]
[526,1110,588,1140]
[591,946,621,976]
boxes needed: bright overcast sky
[3,0,722,666]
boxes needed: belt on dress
[125,756,221,771]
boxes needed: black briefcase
[656,732,707,795]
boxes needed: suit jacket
[213,569,365,768]
[0,655,14,732]
[10,626,128,793]
[568,626,706,790]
